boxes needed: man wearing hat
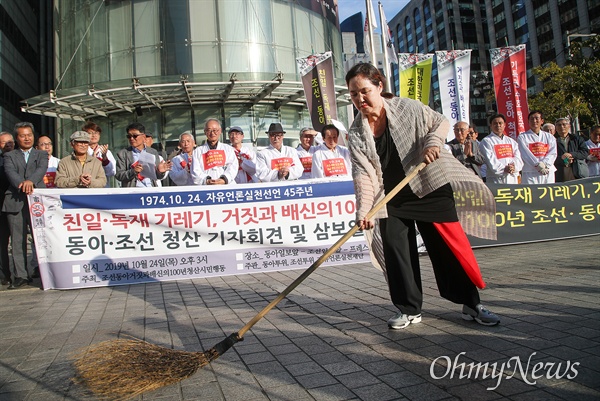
[228,126,257,183]
[55,131,107,188]
[296,127,318,179]
[2,122,48,288]
[256,123,303,182]
[190,119,238,185]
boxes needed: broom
[73,162,427,400]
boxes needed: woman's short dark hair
[345,63,386,88]
[345,63,394,98]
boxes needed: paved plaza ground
[0,236,598,401]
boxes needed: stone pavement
[0,236,598,401]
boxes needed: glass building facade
[26,0,347,157]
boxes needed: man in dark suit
[115,122,171,187]
[446,121,485,178]
[2,122,48,289]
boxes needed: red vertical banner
[297,51,338,133]
[490,45,529,140]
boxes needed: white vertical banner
[363,0,377,63]
[435,50,472,141]
[379,3,398,65]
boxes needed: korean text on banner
[469,177,600,247]
[436,50,472,141]
[490,45,530,140]
[398,53,434,105]
[297,51,338,133]
[28,179,369,290]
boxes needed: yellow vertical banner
[398,53,434,105]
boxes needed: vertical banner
[363,0,377,61]
[398,53,434,105]
[436,50,472,141]
[379,4,398,65]
[297,51,338,133]
[490,45,529,140]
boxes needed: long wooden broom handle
[237,162,427,338]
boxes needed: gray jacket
[446,139,485,178]
[115,146,165,187]
[2,148,48,213]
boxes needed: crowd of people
[0,119,354,289]
[447,111,600,184]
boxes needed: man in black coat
[2,123,48,289]
[553,118,589,182]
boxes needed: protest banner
[435,50,472,141]
[490,45,529,139]
[29,177,599,290]
[469,177,600,246]
[30,179,367,290]
[398,53,434,105]
[297,51,338,133]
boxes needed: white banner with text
[29,179,368,290]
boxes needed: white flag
[367,0,377,29]
[380,5,398,64]
[363,0,377,56]
[363,15,371,55]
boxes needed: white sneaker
[462,304,500,326]
[387,311,422,329]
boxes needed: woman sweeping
[346,63,500,329]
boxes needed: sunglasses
[127,134,143,139]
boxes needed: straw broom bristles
[73,334,240,400]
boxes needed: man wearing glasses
[55,131,106,188]
[552,117,589,182]
[446,121,485,178]
[256,123,303,182]
[190,119,238,185]
[115,122,171,187]
[36,136,61,188]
